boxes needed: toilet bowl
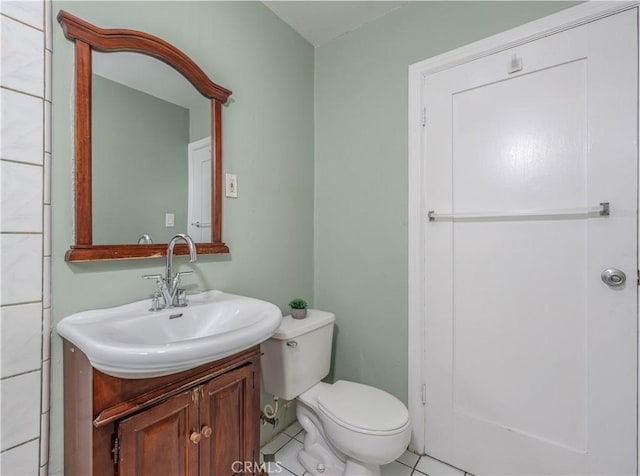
[261,310,411,476]
[297,381,411,475]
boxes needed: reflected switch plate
[226,174,238,198]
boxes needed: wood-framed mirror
[58,11,232,261]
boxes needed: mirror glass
[91,51,212,245]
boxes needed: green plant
[288,298,308,309]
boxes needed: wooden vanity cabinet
[63,342,262,476]
[118,388,199,476]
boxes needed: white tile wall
[0,87,44,164]
[43,152,51,204]
[43,100,51,153]
[0,371,42,451]
[1,303,43,377]
[42,309,51,368]
[43,256,51,308]
[1,15,44,97]
[0,439,40,476]
[41,359,50,413]
[0,0,44,29]
[39,412,49,465]
[41,3,52,473]
[1,160,43,232]
[44,1,52,52]
[1,233,43,305]
[1,0,51,473]
[44,49,52,102]
[44,204,52,256]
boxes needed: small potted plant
[288,298,308,319]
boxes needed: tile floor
[261,421,472,476]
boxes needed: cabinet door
[117,389,199,476]
[200,365,256,475]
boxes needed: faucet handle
[175,289,188,307]
[176,271,193,279]
[143,273,163,286]
[149,292,162,312]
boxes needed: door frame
[407,0,639,461]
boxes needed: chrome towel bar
[428,202,609,222]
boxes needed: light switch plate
[165,213,175,227]
[225,173,238,198]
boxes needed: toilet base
[296,402,382,476]
[297,411,345,475]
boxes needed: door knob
[190,431,202,444]
[601,268,626,287]
[201,426,212,438]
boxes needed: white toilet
[261,310,411,476]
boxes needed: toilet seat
[317,380,409,436]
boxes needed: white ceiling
[263,1,407,47]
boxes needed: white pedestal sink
[57,290,283,378]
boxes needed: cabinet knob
[190,431,202,444]
[201,426,212,438]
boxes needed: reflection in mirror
[91,51,211,244]
[58,10,231,260]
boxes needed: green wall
[92,75,189,244]
[313,1,577,403]
[51,2,313,474]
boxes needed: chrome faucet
[143,233,197,309]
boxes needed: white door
[187,137,212,242]
[423,10,637,476]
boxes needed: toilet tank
[261,310,335,400]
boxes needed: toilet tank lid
[271,309,335,340]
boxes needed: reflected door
[188,137,212,242]
[423,10,637,475]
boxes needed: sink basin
[57,290,282,379]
